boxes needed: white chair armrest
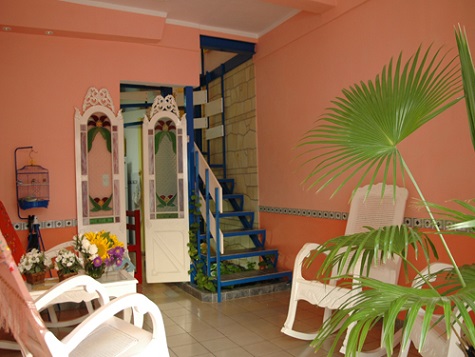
[34,274,110,311]
[293,243,321,280]
[61,293,166,353]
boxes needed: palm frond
[455,25,475,152]
[422,199,475,232]
[310,275,475,357]
[305,224,437,280]
[297,46,462,197]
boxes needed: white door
[74,88,127,245]
[142,95,190,283]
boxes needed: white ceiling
[62,0,333,38]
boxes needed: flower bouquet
[18,249,51,285]
[73,231,125,279]
[54,248,83,281]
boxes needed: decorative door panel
[74,88,126,245]
[143,95,189,283]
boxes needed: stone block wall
[207,60,258,225]
[205,60,259,256]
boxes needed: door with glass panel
[142,95,189,283]
[74,87,127,245]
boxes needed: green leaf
[87,127,100,152]
[455,25,475,152]
[89,196,101,212]
[98,127,112,153]
[297,45,462,197]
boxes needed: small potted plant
[54,248,82,281]
[18,248,51,285]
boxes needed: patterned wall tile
[259,206,453,230]
[13,219,77,231]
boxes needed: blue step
[222,228,265,239]
[210,163,225,169]
[218,178,234,193]
[220,268,292,287]
[223,228,265,247]
[223,193,244,211]
[210,247,279,262]
[219,210,254,227]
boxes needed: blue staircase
[189,146,292,302]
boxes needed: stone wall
[207,60,258,225]
[206,60,259,255]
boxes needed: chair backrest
[345,183,408,235]
[341,183,408,282]
[0,230,52,356]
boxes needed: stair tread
[222,228,265,237]
[223,193,243,198]
[218,178,234,183]
[219,211,254,217]
[221,268,292,284]
[212,247,278,258]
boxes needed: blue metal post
[215,187,222,302]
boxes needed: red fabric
[0,201,25,264]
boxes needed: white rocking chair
[0,230,169,357]
[281,183,408,356]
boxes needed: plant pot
[58,271,78,282]
[25,271,46,285]
[84,262,105,279]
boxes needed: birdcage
[16,164,50,210]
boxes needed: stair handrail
[195,144,223,212]
[194,143,224,254]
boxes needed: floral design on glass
[89,195,112,211]
[155,120,176,154]
[157,193,176,207]
[87,114,111,152]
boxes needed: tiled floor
[0,282,421,356]
[139,283,421,357]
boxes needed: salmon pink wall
[255,0,475,271]
[0,2,201,247]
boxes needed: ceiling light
[45,30,54,35]
[2,27,12,32]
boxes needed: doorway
[121,84,189,283]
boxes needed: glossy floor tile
[0,282,422,356]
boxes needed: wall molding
[13,208,455,232]
[259,206,453,230]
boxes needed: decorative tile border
[13,219,77,231]
[12,210,457,232]
[260,206,452,230]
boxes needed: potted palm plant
[297,25,475,356]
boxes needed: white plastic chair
[0,230,169,357]
[398,262,465,357]
[281,183,408,356]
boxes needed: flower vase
[58,271,78,282]
[25,271,46,285]
[85,262,105,279]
